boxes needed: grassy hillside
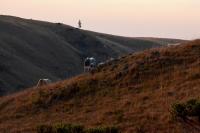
[0,15,184,95]
[0,40,199,133]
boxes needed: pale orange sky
[0,0,200,39]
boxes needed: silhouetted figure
[78,20,82,29]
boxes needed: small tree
[78,20,82,29]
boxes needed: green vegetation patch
[85,126,119,133]
[37,123,120,133]
[171,99,200,121]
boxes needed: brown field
[0,40,199,133]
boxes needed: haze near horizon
[0,0,200,39]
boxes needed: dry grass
[0,40,199,133]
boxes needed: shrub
[186,99,200,120]
[70,124,85,133]
[185,99,198,116]
[54,123,68,133]
[37,123,84,133]
[85,126,120,133]
[54,123,84,133]
[171,103,187,120]
[36,124,120,133]
[171,99,200,121]
[36,124,54,133]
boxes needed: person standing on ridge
[78,20,82,29]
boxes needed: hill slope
[0,40,199,133]
[0,15,184,95]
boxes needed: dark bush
[194,102,200,121]
[37,123,84,133]
[54,123,84,133]
[36,124,54,133]
[70,124,85,133]
[171,103,187,120]
[185,99,198,116]
[171,99,200,121]
[54,123,68,133]
[36,123,120,133]
[85,126,120,133]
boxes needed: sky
[0,0,200,40]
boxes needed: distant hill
[0,15,184,95]
[0,40,199,133]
